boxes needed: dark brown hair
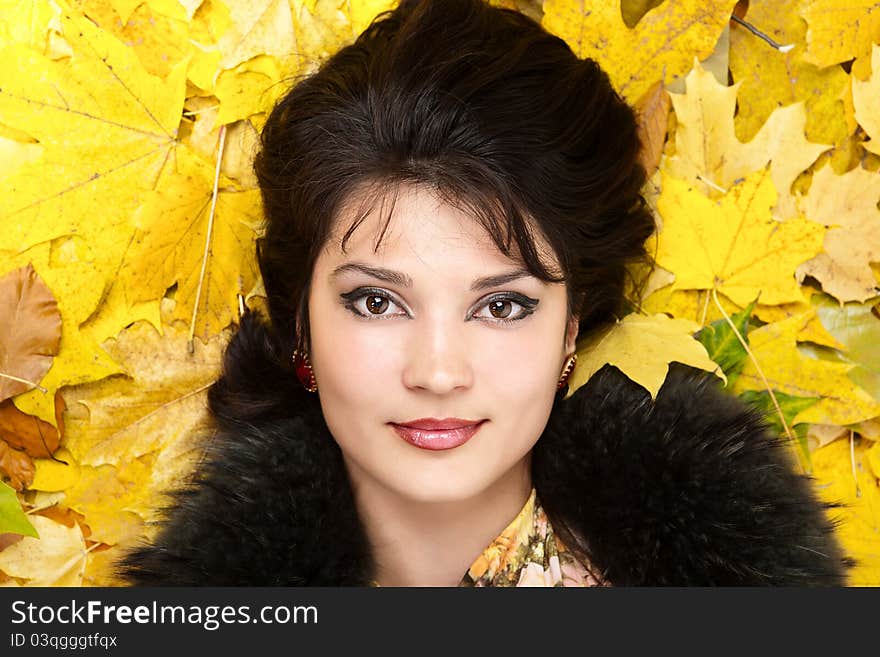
[254,0,655,358]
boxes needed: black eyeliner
[483,292,539,309]
[339,287,389,302]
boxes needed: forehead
[322,183,558,273]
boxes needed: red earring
[292,349,318,393]
[557,353,577,390]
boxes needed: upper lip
[392,418,484,430]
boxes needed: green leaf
[0,480,38,538]
[696,296,758,387]
[737,389,821,469]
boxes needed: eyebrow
[330,262,535,291]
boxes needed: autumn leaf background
[0,0,878,585]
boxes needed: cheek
[308,294,403,392]
[477,344,556,403]
[476,321,564,394]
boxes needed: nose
[402,317,474,394]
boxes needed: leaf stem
[88,382,213,452]
[696,174,727,194]
[182,104,221,117]
[0,371,47,394]
[188,124,227,354]
[730,15,795,53]
[710,287,808,472]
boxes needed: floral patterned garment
[458,487,607,587]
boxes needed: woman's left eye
[471,295,538,323]
[339,289,538,323]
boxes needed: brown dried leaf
[635,80,671,176]
[0,533,24,552]
[0,263,62,401]
[0,441,34,490]
[0,391,64,458]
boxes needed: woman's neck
[347,459,533,587]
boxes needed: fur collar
[116,313,851,586]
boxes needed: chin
[387,472,490,505]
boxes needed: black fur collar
[116,313,851,586]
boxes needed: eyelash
[339,287,539,325]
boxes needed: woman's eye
[472,296,536,323]
[341,289,406,319]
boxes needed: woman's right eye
[340,289,407,320]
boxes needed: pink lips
[390,418,486,451]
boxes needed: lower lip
[391,421,486,451]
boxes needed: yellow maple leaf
[0,11,186,254]
[120,148,261,341]
[217,0,296,71]
[73,0,191,78]
[795,164,880,304]
[61,461,149,546]
[62,319,224,467]
[0,6,187,347]
[811,437,880,586]
[667,59,829,218]
[728,1,850,148]
[732,313,880,426]
[801,0,880,68]
[568,313,724,400]
[59,318,225,550]
[541,0,737,102]
[852,43,880,156]
[655,168,825,307]
[76,283,163,348]
[214,54,284,124]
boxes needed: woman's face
[307,184,578,504]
